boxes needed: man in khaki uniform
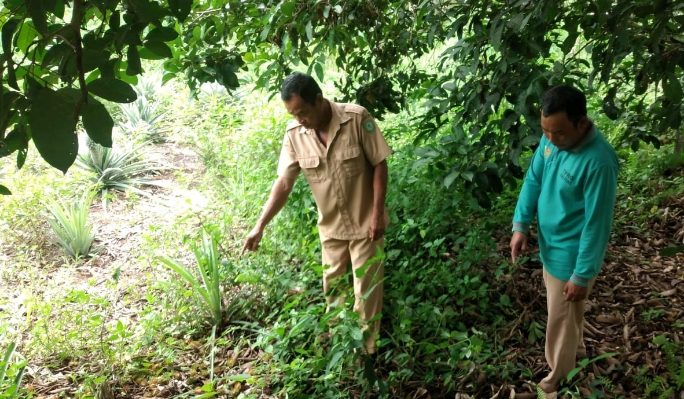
[242,72,391,355]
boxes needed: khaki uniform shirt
[277,101,391,240]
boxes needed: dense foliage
[1,1,683,398]
[1,0,683,202]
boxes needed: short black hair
[280,72,322,105]
[541,85,587,125]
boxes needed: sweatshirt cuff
[570,274,590,287]
[512,222,529,234]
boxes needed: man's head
[540,85,591,150]
[281,72,328,130]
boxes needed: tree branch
[71,0,87,118]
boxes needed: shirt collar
[567,123,597,153]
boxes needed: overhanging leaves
[26,0,48,35]
[28,87,78,173]
[81,97,113,148]
[168,0,192,22]
[88,78,137,103]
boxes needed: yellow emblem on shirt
[544,146,552,158]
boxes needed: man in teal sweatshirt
[510,85,618,397]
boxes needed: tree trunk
[676,130,684,155]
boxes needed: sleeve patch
[363,119,375,133]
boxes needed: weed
[0,343,27,398]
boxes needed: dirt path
[0,140,209,398]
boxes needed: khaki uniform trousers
[539,269,596,394]
[320,235,384,354]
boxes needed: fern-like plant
[47,193,95,259]
[0,343,26,398]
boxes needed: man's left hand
[368,214,384,241]
[563,281,588,302]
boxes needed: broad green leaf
[305,21,313,41]
[88,78,137,103]
[82,48,105,72]
[28,88,78,173]
[81,97,113,147]
[444,170,459,188]
[566,365,582,382]
[16,22,39,53]
[663,74,682,103]
[314,62,324,82]
[168,0,192,22]
[52,0,65,18]
[219,65,238,89]
[42,42,71,67]
[441,81,456,91]
[109,10,121,30]
[1,18,19,55]
[7,65,18,90]
[27,0,48,34]
[0,125,28,157]
[118,70,139,85]
[142,40,172,59]
[145,26,178,42]
[0,184,10,195]
[130,0,166,23]
[126,45,142,75]
[659,246,684,256]
[17,145,27,168]
[281,1,295,17]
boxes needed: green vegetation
[0,343,26,398]
[76,139,161,206]
[158,228,225,330]
[0,1,683,398]
[1,0,682,202]
[4,73,682,397]
[47,193,95,260]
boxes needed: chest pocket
[337,146,364,177]
[298,156,324,183]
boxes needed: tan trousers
[320,235,384,354]
[539,269,595,393]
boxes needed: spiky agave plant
[76,139,162,208]
[158,229,224,329]
[47,193,95,259]
[158,228,228,382]
[119,90,166,143]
